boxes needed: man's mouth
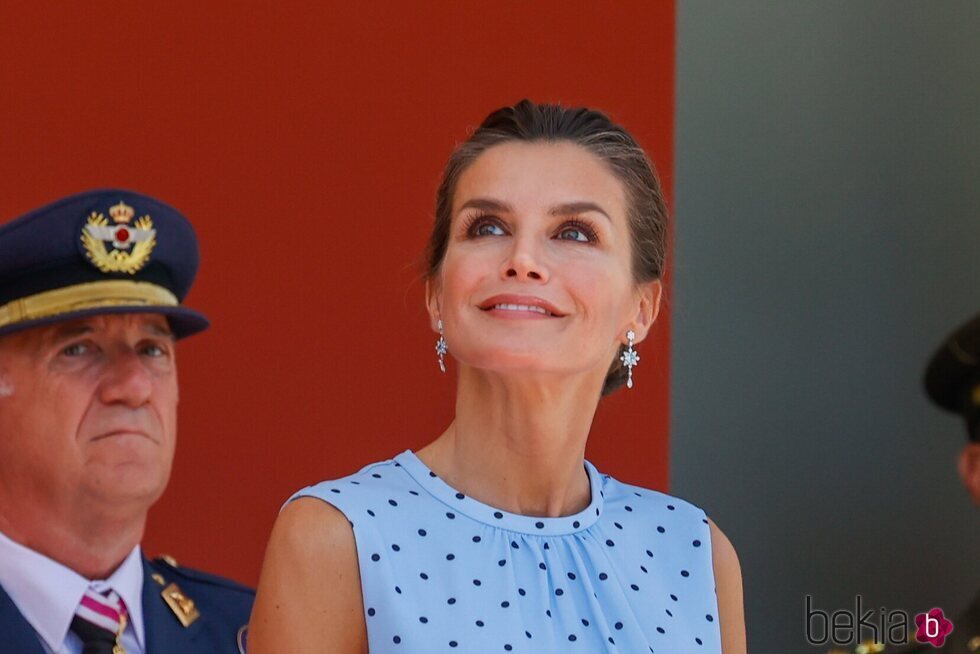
[93,429,152,441]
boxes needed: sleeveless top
[291,451,721,653]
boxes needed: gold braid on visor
[0,280,179,329]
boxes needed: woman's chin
[457,351,594,379]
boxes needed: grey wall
[672,2,980,652]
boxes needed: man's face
[0,313,178,523]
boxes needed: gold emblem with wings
[80,201,157,274]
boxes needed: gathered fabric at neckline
[393,450,604,536]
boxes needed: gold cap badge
[81,201,157,274]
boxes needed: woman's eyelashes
[461,213,506,237]
[555,220,599,243]
[460,212,600,244]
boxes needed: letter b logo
[915,608,953,647]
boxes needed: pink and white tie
[71,586,128,654]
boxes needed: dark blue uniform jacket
[0,556,253,654]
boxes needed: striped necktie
[70,586,128,654]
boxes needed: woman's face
[428,141,660,385]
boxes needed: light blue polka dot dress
[291,451,721,653]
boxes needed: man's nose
[98,350,153,407]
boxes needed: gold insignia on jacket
[81,201,156,274]
[161,582,200,627]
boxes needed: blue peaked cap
[0,189,209,338]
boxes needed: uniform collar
[0,529,145,651]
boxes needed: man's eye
[61,343,89,357]
[142,344,168,358]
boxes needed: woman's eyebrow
[458,197,513,214]
[459,198,611,222]
[549,201,611,222]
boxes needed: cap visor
[0,305,209,340]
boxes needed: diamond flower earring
[619,329,639,389]
[435,319,448,373]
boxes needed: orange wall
[0,2,675,587]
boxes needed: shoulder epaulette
[150,554,254,597]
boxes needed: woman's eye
[474,221,505,237]
[557,226,592,242]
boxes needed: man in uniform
[0,190,252,653]
[827,314,980,654]
[913,310,980,653]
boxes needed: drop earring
[435,319,447,373]
[620,329,639,389]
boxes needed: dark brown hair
[425,99,668,395]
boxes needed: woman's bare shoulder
[273,496,356,553]
[707,518,746,654]
[249,497,366,654]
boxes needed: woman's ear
[630,279,663,344]
[957,442,980,506]
[425,277,442,332]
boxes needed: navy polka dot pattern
[290,451,721,653]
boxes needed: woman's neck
[416,366,604,517]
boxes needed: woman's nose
[501,238,549,282]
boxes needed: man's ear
[957,442,980,507]
[425,277,442,332]
[630,279,663,344]
[0,339,19,399]
[0,369,13,399]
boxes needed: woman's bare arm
[248,497,367,654]
[709,517,747,654]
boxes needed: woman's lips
[478,295,565,317]
[482,303,560,319]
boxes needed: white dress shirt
[0,529,145,654]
